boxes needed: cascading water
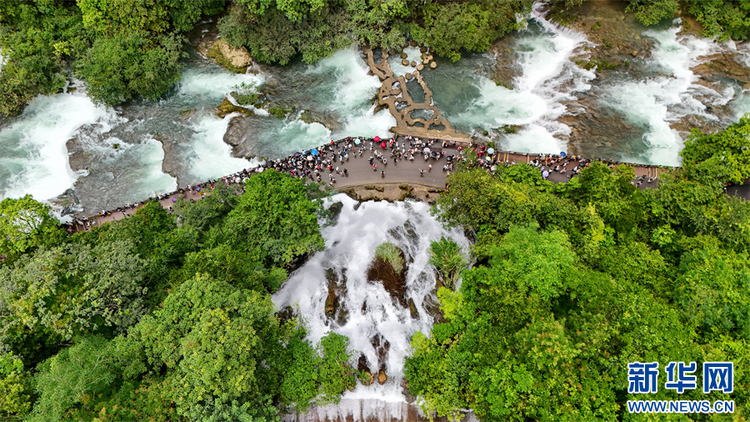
[420,3,594,154]
[0,93,113,201]
[597,21,726,166]
[273,195,471,421]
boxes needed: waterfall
[273,194,471,421]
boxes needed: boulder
[378,370,387,385]
[207,39,253,73]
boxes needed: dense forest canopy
[1,0,749,113]
[0,171,359,421]
[403,117,750,421]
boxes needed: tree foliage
[407,121,750,421]
[0,171,359,420]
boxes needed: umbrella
[294,152,301,157]
[354,139,361,145]
[542,170,549,179]
[374,136,381,142]
[311,149,319,156]
[424,147,431,154]
[560,151,567,157]
[307,155,314,161]
[381,142,387,149]
[196,186,201,192]
[488,148,495,155]
[171,196,177,203]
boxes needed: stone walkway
[365,48,470,142]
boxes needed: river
[1,6,749,214]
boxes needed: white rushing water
[274,195,470,421]
[599,22,724,166]
[308,48,396,140]
[0,93,112,200]
[425,4,595,155]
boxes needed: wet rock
[405,73,413,80]
[410,61,417,67]
[275,306,296,326]
[207,38,253,73]
[401,52,408,59]
[378,370,387,385]
[325,287,338,318]
[420,46,427,54]
[408,298,419,319]
[299,109,342,132]
[367,244,408,307]
[402,59,409,66]
[327,201,343,225]
[409,41,418,47]
[66,138,89,172]
[217,97,255,119]
[692,53,750,87]
[223,116,260,160]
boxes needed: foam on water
[273,195,470,420]
[135,137,178,197]
[600,25,719,166]
[388,47,423,77]
[269,118,332,153]
[177,66,264,104]
[308,48,396,140]
[0,93,112,200]
[433,4,594,154]
[187,111,256,181]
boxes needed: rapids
[0,3,749,214]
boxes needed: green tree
[0,195,64,261]
[680,115,750,185]
[318,332,355,403]
[0,1,89,115]
[216,170,324,267]
[428,237,468,289]
[625,0,679,25]
[411,0,532,62]
[687,0,750,41]
[27,335,118,422]
[0,351,33,419]
[76,33,185,105]
[123,273,283,421]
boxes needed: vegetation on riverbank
[2,0,748,115]
[0,170,357,421]
[404,117,750,420]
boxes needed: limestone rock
[378,370,387,385]
[429,61,437,69]
[207,39,253,72]
[416,64,424,71]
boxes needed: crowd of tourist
[66,133,664,233]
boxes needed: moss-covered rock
[206,39,252,73]
[216,97,255,118]
[268,104,296,118]
[368,242,408,307]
